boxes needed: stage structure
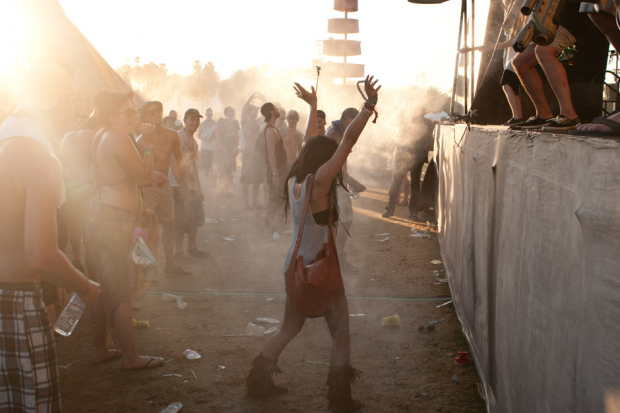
[434,124,620,412]
[317,0,365,83]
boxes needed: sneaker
[503,117,523,126]
[187,248,209,258]
[541,115,580,132]
[381,210,394,218]
[510,116,555,130]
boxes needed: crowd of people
[0,63,387,413]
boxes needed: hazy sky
[0,0,489,92]
[55,0,488,92]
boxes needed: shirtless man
[325,108,367,270]
[261,102,288,234]
[280,109,303,171]
[0,64,101,412]
[317,110,327,135]
[136,101,191,276]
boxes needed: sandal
[92,350,122,364]
[122,356,164,371]
[569,117,620,137]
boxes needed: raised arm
[295,83,318,142]
[241,94,255,123]
[314,76,380,197]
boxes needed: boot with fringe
[326,365,363,412]
[246,353,288,396]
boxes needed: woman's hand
[81,280,101,307]
[294,83,317,106]
[364,75,381,104]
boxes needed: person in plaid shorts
[0,65,100,413]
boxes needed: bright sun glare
[0,1,28,76]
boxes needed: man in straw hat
[0,64,101,412]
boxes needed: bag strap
[291,174,314,259]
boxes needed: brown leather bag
[284,175,345,318]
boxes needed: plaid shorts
[0,283,60,413]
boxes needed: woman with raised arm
[84,90,164,370]
[246,76,380,412]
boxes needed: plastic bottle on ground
[246,322,266,337]
[183,349,201,359]
[159,402,183,413]
[54,294,87,337]
[162,293,177,302]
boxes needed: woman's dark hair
[282,135,344,225]
[92,90,131,128]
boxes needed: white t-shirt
[197,120,217,151]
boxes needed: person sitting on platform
[510,4,588,131]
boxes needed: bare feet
[398,200,408,206]
[121,355,164,371]
[92,349,122,364]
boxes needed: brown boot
[326,365,363,412]
[246,354,288,396]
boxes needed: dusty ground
[57,174,485,413]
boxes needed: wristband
[144,146,154,155]
[361,103,379,124]
[272,172,279,176]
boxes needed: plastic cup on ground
[381,315,400,327]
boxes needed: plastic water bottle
[54,293,87,337]
[159,402,183,413]
[246,322,266,337]
[350,188,360,199]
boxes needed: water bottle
[54,293,87,337]
[160,402,183,413]
[350,188,360,199]
[246,322,266,337]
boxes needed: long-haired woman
[246,76,380,412]
[84,90,163,369]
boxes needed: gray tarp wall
[435,125,620,413]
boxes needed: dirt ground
[57,173,485,413]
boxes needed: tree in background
[180,61,220,102]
